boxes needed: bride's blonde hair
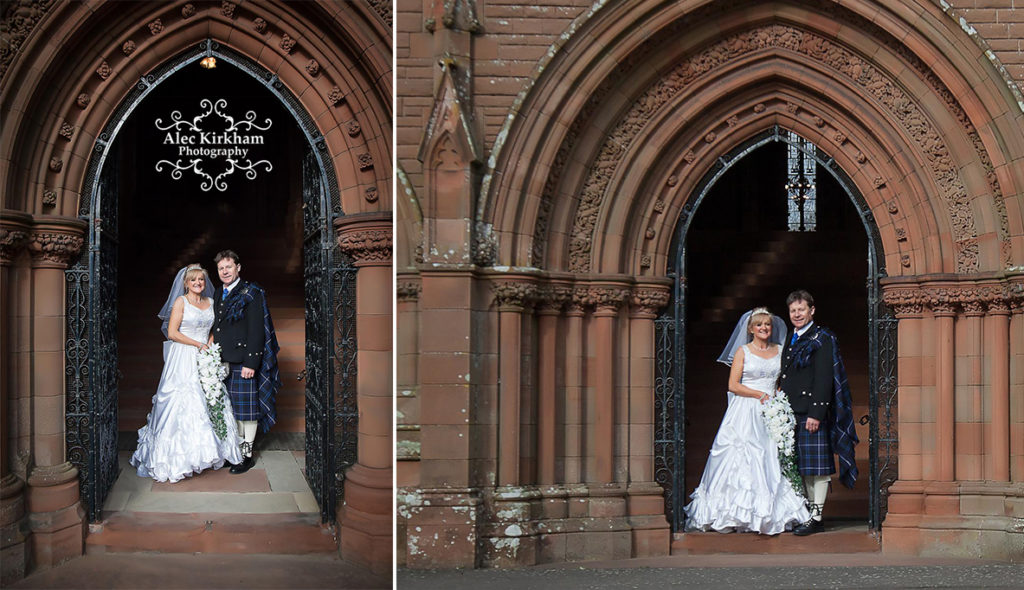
[746,306,773,332]
[182,263,207,292]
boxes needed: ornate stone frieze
[28,227,85,268]
[492,281,537,309]
[883,281,1023,317]
[396,281,421,301]
[882,288,924,317]
[337,228,392,265]
[536,285,572,312]
[556,20,990,273]
[631,287,670,317]
[0,0,55,80]
[0,227,29,265]
[366,0,393,29]
[588,286,630,313]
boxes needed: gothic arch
[479,0,1023,275]
[1,0,392,218]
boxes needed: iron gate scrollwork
[653,125,898,534]
[66,147,120,522]
[302,147,358,523]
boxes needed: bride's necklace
[185,293,203,305]
[751,342,770,352]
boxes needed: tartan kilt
[796,415,836,476]
[225,363,259,421]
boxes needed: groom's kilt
[796,415,836,475]
[225,363,259,421]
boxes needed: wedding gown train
[684,344,810,534]
[130,296,242,483]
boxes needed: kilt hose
[796,415,836,476]
[225,363,259,421]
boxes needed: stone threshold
[672,521,879,554]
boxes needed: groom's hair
[214,250,240,265]
[786,289,815,307]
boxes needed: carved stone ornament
[645,227,655,239]
[753,103,766,113]
[221,1,236,19]
[181,3,196,18]
[396,281,421,301]
[306,59,319,77]
[28,230,84,268]
[887,200,898,215]
[49,157,63,172]
[682,151,695,163]
[653,200,665,213]
[900,255,911,268]
[280,33,296,54]
[536,285,572,312]
[364,186,378,203]
[347,120,361,137]
[337,229,391,265]
[666,175,678,186]
[473,222,497,267]
[76,93,90,108]
[589,286,630,312]
[834,132,847,143]
[873,177,886,188]
[855,152,866,163]
[813,116,825,128]
[148,19,163,35]
[0,228,30,266]
[122,40,136,56]
[727,115,739,127]
[42,189,56,207]
[895,227,907,241]
[492,281,537,309]
[58,122,74,141]
[882,288,924,317]
[704,132,716,143]
[786,102,799,114]
[328,86,344,105]
[631,287,670,316]
[253,17,268,34]
[96,61,111,80]
[640,254,651,269]
[357,153,373,171]
[0,0,56,80]
[366,0,393,28]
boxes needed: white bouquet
[197,342,230,440]
[761,391,804,498]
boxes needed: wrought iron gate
[653,126,898,532]
[302,148,359,523]
[66,148,121,522]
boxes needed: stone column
[1,211,31,584]
[931,298,957,482]
[562,290,588,484]
[335,213,392,575]
[589,286,628,483]
[536,286,569,485]
[958,300,986,481]
[987,296,1011,481]
[25,216,87,570]
[493,280,535,486]
[888,292,925,481]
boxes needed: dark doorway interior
[114,62,308,441]
[682,141,870,519]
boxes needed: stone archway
[1,0,392,578]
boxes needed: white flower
[197,344,230,440]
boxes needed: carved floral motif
[396,281,421,301]
[492,281,537,309]
[76,93,90,108]
[337,228,391,265]
[49,157,62,172]
[148,19,163,35]
[253,17,267,34]
[364,186,378,203]
[96,61,111,80]
[631,287,670,316]
[347,120,361,137]
[28,230,84,267]
[280,33,296,54]
[328,86,344,105]
[306,59,319,77]
[42,189,56,207]
[221,1,236,19]
[0,228,29,265]
[122,40,136,56]
[358,153,373,170]
[58,122,74,141]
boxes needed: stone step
[672,521,879,555]
[86,511,336,555]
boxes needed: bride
[130,264,242,482]
[684,307,809,534]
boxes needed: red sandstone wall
[946,0,1024,93]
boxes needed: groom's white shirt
[223,278,240,296]
[794,321,814,340]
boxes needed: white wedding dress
[130,296,242,482]
[684,344,810,534]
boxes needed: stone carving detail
[537,285,572,311]
[347,120,361,137]
[0,0,55,80]
[49,157,63,172]
[666,175,677,186]
[813,116,825,127]
[253,17,268,34]
[76,93,90,108]
[882,288,924,317]
[337,229,391,264]
[280,33,296,54]
[28,231,84,267]
[631,287,670,316]
[872,177,885,188]
[900,255,911,268]
[357,153,373,170]
[181,3,196,18]
[564,22,984,273]
[0,228,29,265]
[887,201,898,215]
[492,281,537,309]
[473,222,497,267]
[640,254,651,269]
[961,299,985,316]
[682,151,695,163]
[306,59,319,77]
[589,286,630,312]
[653,200,665,213]
[96,61,111,80]
[122,40,136,56]
[703,132,716,143]
[396,281,421,301]
[726,115,738,127]
[786,102,799,114]
[834,132,847,143]
[221,1,236,19]
[753,103,766,113]
[366,0,394,29]
[329,86,345,105]
[58,122,74,141]
[895,227,906,241]
[364,186,378,203]
[42,189,56,207]
[148,19,163,35]
[855,151,866,163]
[645,228,655,239]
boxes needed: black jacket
[212,280,265,370]
[779,323,834,422]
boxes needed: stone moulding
[486,272,671,316]
[880,275,1024,317]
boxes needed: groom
[212,249,281,474]
[778,289,858,535]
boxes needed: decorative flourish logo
[154,98,273,192]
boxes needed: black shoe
[230,456,255,474]
[793,519,824,536]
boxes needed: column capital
[492,280,537,310]
[396,280,421,302]
[536,284,572,314]
[0,210,33,266]
[588,285,630,315]
[335,212,392,267]
[630,286,671,318]
[27,216,87,269]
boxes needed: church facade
[396,0,1023,567]
[1,0,393,582]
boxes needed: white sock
[803,475,830,521]
[241,420,257,457]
